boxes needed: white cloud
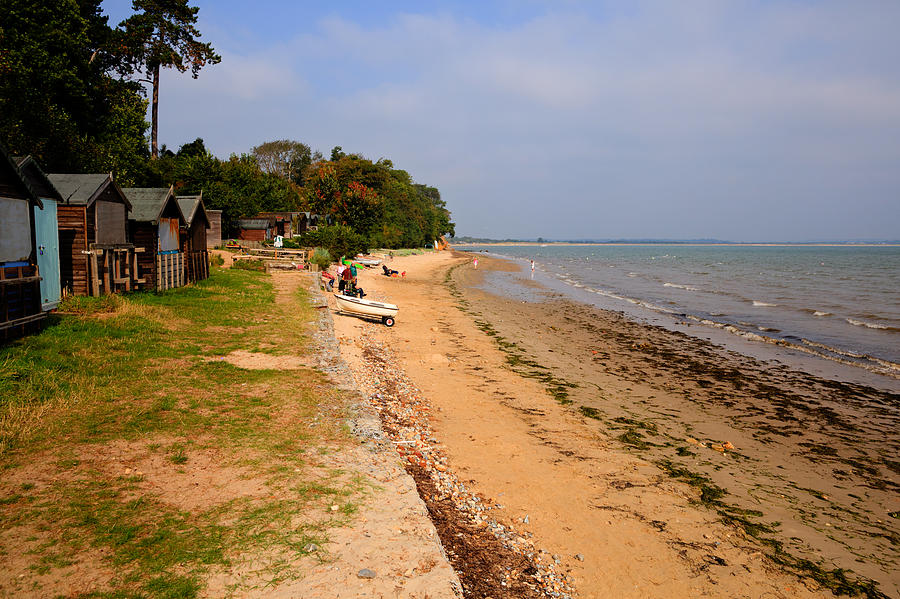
[150,1,900,240]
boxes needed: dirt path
[224,271,463,598]
[331,252,844,599]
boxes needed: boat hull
[334,294,399,319]
[353,257,382,267]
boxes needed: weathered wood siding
[238,228,267,242]
[207,210,222,248]
[191,222,207,251]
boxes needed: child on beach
[473,256,478,269]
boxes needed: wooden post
[124,249,132,292]
[89,252,100,296]
[101,250,110,294]
[156,253,161,291]
[113,251,120,293]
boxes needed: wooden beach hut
[124,187,187,291]
[256,211,304,237]
[176,193,211,282]
[48,173,139,296]
[15,156,63,310]
[0,143,47,339]
[236,218,273,242]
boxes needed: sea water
[461,244,900,387]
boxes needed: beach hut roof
[48,173,130,210]
[176,193,210,228]
[123,186,185,224]
[14,156,62,203]
[237,218,271,230]
[0,142,42,208]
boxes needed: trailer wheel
[383,316,395,327]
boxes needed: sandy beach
[331,250,899,599]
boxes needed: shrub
[309,248,332,271]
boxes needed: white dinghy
[334,293,399,327]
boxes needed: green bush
[209,253,225,267]
[309,248,332,271]
[298,225,368,261]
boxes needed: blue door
[33,199,61,310]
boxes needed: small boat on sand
[334,293,399,326]
[352,256,383,267]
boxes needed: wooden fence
[86,245,145,296]
[156,252,185,291]
[1,262,46,340]
[185,250,209,283]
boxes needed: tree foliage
[0,0,148,183]
[251,139,321,186]
[304,154,454,249]
[298,225,369,261]
[137,149,303,233]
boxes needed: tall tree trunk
[151,63,160,159]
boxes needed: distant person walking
[473,256,478,269]
[531,259,535,272]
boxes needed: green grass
[0,266,362,597]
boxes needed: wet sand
[334,250,899,598]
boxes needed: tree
[330,146,346,161]
[176,137,209,158]
[120,0,220,159]
[251,139,321,185]
[298,225,368,261]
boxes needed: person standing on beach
[341,265,352,294]
[531,259,535,272]
[473,256,478,269]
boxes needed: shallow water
[462,244,900,389]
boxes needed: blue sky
[101,1,900,241]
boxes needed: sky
[100,0,900,242]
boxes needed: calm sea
[461,244,900,387]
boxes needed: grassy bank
[0,267,363,597]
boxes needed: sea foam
[664,282,698,291]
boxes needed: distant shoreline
[453,241,900,248]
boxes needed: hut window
[0,197,33,262]
[95,201,126,244]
